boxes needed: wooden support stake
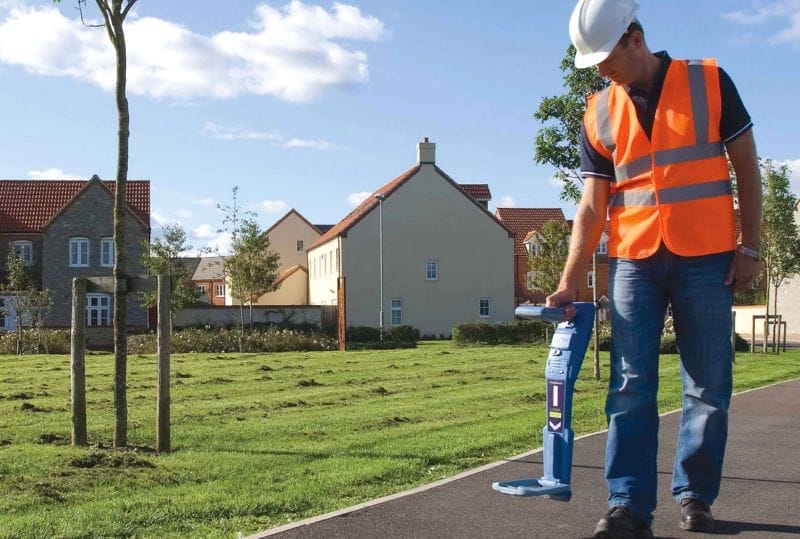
[156,274,171,454]
[71,278,87,446]
[337,277,346,352]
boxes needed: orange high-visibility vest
[584,58,736,259]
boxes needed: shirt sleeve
[719,67,752,143]
[580,122,615,180]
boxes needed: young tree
[55,0,139,447]
[528,220,571,297]
[140,223,201,318]
[3,252,35,354]
[761,160,800,347]
[19,289,54,354]
[226,219,281,339]
[533,44,608,378]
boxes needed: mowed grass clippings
[1,343,799,538]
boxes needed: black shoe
[593,505,654,539]
[680,498,716,532]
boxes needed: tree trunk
[239,303,244,352]
[763,258,771,354]
[109,6,130,448]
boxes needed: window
[85,294,111,326]
[587,271,595,289]
[529,241,542,257]
[479,298,491,318]
[322,253,327,275]
[215,283,225,297]
[329,250,335,273]
[391,299,403,325]
[100,238,114,267]
[296,240,304,252]
[527,271,541,291]
[11,240,33,266]
[425,260,438,281]
[196,284,207,294]
[596,238,608,255]
[69,238,89,267]
[335,248,340,273]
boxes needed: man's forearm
[727,130,762,248]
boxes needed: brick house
[495,208,609,305]
[0,177,150,336]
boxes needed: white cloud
[0,1,385,102]
[28,167,84,180]
[202,121,335,150]
[151,210,174,227]
[348,191,371,207]
[192,197,214,206]
[201,122,282,142]
[192,223,215,239]
[723,1,800,47]
[205,231,234,256]
[258,199,288,213]
[776,158,800,193]
[499,195,516,207]
[176,208,193,219]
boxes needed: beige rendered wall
[776,205,800,342]
[267,211,321,272]
[308,238,340,305]
[342,164,514,336]
[255,269,308,305]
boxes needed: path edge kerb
[244,377,800,539]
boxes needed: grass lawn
[1,342,799,538]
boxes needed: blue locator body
[492,302,595,501]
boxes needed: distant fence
[173,305,337,331]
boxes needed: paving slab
[249,379,800,539]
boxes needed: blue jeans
[605,245,734,523]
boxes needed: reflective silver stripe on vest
[653,141,725,166]
[687,60,709,145]
[608,190,656,208]
[609,179,731,208]
[657,178,732,204]
[595,87,616,155]
[615,155,652,182]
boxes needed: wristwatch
[737,244,761,261]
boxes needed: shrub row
[594,332,750,354]
[344,325,420,350]
[128,327,337,354]
[452,320,552,346]
[0,329,71,355]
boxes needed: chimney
[417,137,435,165]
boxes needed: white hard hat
[569,0,639,68]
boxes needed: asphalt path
[248,379,800,539]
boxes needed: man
[546,1,762,537]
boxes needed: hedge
[452,320,551,346]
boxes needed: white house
[306,139,515,337]
[776,200,800,343]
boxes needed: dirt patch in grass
[69,451,155,469]
[38,433,67,445]
[0,439,11,446]
[276,400,308,409]
[32,481,66,503]
[371,386,391,396]
[3,391,33,400]
[381,416,420,427]
[297,379,323,387]
[258,365,274,372]
[21,402,50,413]
[175,372,193,379]
[524,392,546,403]
[203,377,234,384]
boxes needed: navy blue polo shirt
[580,51,752,180]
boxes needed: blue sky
[1,0,798,254]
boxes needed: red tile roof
[308,165,513,251]
[459,183,491,200]
[495,208,566,256]
[0,179,150,233]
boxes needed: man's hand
[545,287,578,321]
[724,252,762,291]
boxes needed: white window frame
[596,238,608,255]
[69,238,90,268]
[296,240,304,252]
[527,271,541,291]
[85,293,111,327]
[100,237,114,268]
[11,240,33,266]
[425,260,438,281]
[196,284,207,294]
[587,271,595,289]
[215,283,225,297]
[391,298,403,325]
[479,298,491,318]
